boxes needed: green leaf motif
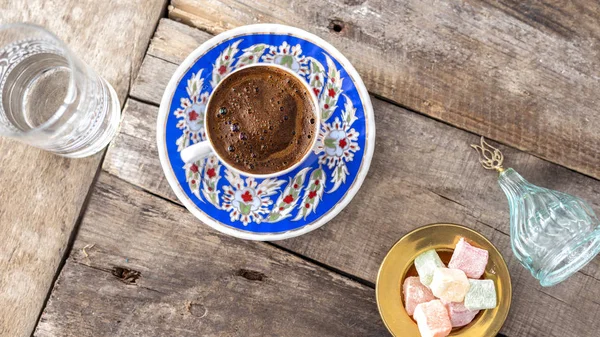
[240,203,251,215]
[268,213,280,222]
[316,168,324,179]
[324,138,336,149]
[280,55,294,69]
[254,45,265,52]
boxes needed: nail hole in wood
[236,268,266,281]
[112,266,141,284]
[188,303,207,317]
[329,20,344,33]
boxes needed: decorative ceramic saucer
[157,24,375,240]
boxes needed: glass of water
[0,23,121,157]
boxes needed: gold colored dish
[376,223,511,337]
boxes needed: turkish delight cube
[429,268,470,302]
[448,238,489,279]
[413,300,452,337]
[415,249,445,286]
[464,279,497,310]
[403,276,436,316]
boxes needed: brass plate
[376,223,511,337]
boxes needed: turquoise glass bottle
[473,138,600,286]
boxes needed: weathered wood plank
[34,173,387,337]
[168,0,600,182]
[130,55,179,105]
[104,100,178,203]
[105,19,600,336]
[106,96,600,336]
[0,1,167,337]
[147,18,213,65]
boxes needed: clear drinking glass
[0,23,121,157]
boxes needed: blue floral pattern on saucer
[158,25,374,240]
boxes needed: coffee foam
[206,66,316,174]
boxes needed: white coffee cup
[180,63,321,179]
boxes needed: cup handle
[181,140,213,164]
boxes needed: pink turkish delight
[444,300,480,327]
[448,238,489,279]
[403,276,436,316]
[413,300,452,337]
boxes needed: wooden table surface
[2,1,600,337]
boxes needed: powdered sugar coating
[403,276,436,316]
[444,300,480,327]
[413,300,452,337]
[448,238,489,279]
[414,249,445,286]
[464,279,497,310]
[429,268,470,302]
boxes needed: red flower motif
[283,195,294,204]
[324,104,329,109]
[293,184,298,189]
[279,207,284,211]
[206,168,216,178]
[249,55,254,60]
[224,55,229,60]
[315,180,320,186]
[313,88,320,96]
[328,88,335,98]
[308,191,317,199]
[218,65,227,75]
[305,203,310,208]
[241,190,253,203]
[208,187,213,191]
[190,163,199,173]
[191,180,196,185]
[188,110,199,121]
[315,75,319,81]
[331,78,335,83]
[339,138,348,148]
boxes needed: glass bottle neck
[498,168,530,201]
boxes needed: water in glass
[0,24,120,157]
